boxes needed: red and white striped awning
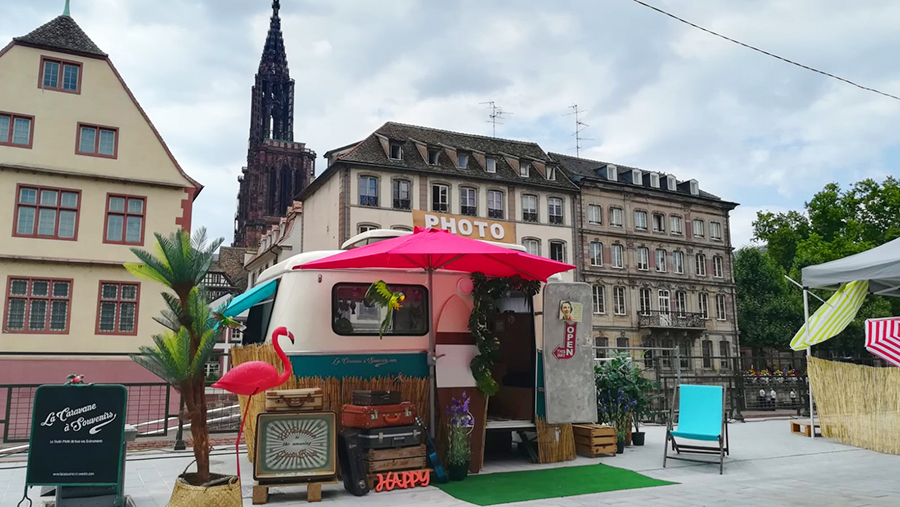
[865,317,900,367]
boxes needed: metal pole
[427,267,437,438]
[803,289,814,439]
[674,344,682,385]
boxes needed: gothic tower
[234,0,315,248]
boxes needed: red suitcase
[341,402,416,429]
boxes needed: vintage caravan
[228,230,597,470]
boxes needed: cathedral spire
[259,0,288,75]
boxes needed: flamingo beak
[288,331,295,344]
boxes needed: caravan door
[541,282,598,424]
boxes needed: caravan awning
[222,279,277,317]
[802,237,900,297]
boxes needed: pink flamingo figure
[212,326,294,480]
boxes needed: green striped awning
[790,280,869,350]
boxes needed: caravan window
[332,283,428,336]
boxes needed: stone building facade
[552,153,740,371]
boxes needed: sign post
[21,377,128,506]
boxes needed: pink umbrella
[298,227,575,433]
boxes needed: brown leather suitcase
[352,390,401,406]
[341,402,416,429]
[265,388,324,412]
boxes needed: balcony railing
[638,310,706,329]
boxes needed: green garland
[468,273,541,396]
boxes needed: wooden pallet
[252,479,339,504]
[790,420,821,437]
[366,445,427,473]
[572,424,617,458]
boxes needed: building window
[4,278,71,333]
[652,213,665,232]
[460,187,477,216]
[358,223,379,234]
[617,336,629,352]
[523,238,540,256]
[230,327,244,344]
[675,291,687,316]
[97,282,140,335]
[588,205,602,225]
[592,285,606,314]
[698,293,709,320]
[637,247,649,271]
[634,210,648,230]
[670,215,683,235]
[639,288,651,316]
[661,339,673,369]
[205,358,222,379]
[673,251,685,274]
[428,149,440,165]
[589,242,603,267]
[486,158,496,173]
[392,179,411,210]
[611,244,624,268]
[392,226,412,232]
[522,194,538,222]
[14,186,79,240]
[713,256,724,278]
[520,163,530,177]
[610,207,624,227]
[702,340,713,368]
[389,142,402,160]
[692,219,705,238]
[40,57,81,93]
[696,253,707,276]
[77,124,118,158]
[658,289,671,315]
[359,176,378,207]
[487,190,503,219]
[0,112,34,148]
[104,195,145,245]
[548,197,564,225]
[458,153,469,169]
[613,286,627,315]
[549,241,566,263]
[333,283,428,336]
[595,336,608,359]
[716,294,727,321]
[720,340,731,369]
[431,184,449,212]
[546,167,557,181]
[656,249,667,272]
[710,221,723,241]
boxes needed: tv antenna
[481,101,513,138]
[564,104,593,157]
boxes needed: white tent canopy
[802,237,900,297]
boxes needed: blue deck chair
[663,384,729,474]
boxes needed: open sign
[412,210,516,244]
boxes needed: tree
[733,247,802,355]
[125,229,224,484]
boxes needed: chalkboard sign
[26,384,127,487]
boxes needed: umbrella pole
[427,267,437,439]
[803,288,814,439]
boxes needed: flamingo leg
[236,388,258,482]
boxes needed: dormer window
[606,164,618,181]
[458,153,469,169]
[650,173,660,188]
[666,174,677,191]
[428,149,440,165]
[547,167,557,181]
[631,169,642,185]
[690,179,699,196]
[520,163,530,178]
[389,142,402,160]
[486,158,496,173]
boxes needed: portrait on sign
[558,300,583,323]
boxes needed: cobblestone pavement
[1,419,898,506]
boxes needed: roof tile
[14,15,106,57]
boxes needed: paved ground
[2,419,899,506]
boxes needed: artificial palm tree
[125,228,225,485]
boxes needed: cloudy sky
[4,0,899,247]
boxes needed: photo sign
[26,384,127,487]
[412,210,516,244]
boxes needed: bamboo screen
[808,357,900,454]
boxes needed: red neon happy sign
[374,470,430,492]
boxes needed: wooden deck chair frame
[662,385,730,474]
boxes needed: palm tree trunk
[190,376,211,484]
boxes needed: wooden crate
[366,444,427,473]
[252,479,338,504]
[790,420,821,437]
[572,424,617,458]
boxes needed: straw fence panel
[230,344,429,463]
[535,417,575,464]
[808,357,900,454]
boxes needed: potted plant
[595,353,658,448]
[597,387,634,454]
[126,229,241,506]
[626,363,659,446]
[446,392,474,480]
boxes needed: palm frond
[123,261,171,286]
[190,326,222,377]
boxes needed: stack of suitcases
[338,390,424,496]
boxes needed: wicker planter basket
[167,474,242,507]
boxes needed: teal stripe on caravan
[288,352,428,379]
[790,280,869,351]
